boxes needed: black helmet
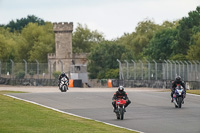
[118,86,124,92]
[176,76,181,82]
[61,72,65,76]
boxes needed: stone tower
[54,22,73,59]
[48,22,73,73]
[48,22,88,81]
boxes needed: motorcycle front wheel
[61,85,67,92]
[177,97,183,108]
[119,107,124,120]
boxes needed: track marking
[4,94,144,133]
[187,93,200,97]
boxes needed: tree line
[0,6,200,79]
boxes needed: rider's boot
[171,98,174,103]
[124,108,126,112]
[113,108,117,112]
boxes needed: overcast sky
[0,0,199,40]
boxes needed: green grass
[0,91,137,133]
[187,90,200,95]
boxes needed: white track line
[4,94,144,133]
[187,93,200,97]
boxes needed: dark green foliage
[5,15,45,32]
[16,71,25,79]
[72,23,104,53]
[53,71,61,79]
[87,41,131,79]
[144,28,178,60]
[104,69,119,79]
[176,6,200,55]
[29,70,34,78]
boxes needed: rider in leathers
[112,86,131,112]
[171,76,186,102]
[58,72,69,86]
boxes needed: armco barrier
[73,79,82,87]
[68,79,82,87]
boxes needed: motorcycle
[115,98,127,120]
[59,77,69,92]
[173,84,185,108]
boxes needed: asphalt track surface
[2,87,200,133]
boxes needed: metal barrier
[117,59,200,82]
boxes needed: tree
[72,23,104,53]
[144,28,178,60]
[176,6,200,55]
[87,41,132,79]
[18,22,55,62]
[0,27,19,61]
[5,15,45,32]
[116,19,160,60]
[187,32,200,60]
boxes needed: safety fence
[117,59,200,82]
[0,60,87,80]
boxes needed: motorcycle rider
[58,72,69,86]
[171,76,186,102]
[112,86,131,112]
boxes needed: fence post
[188,61,193,72]
[167,60,173,80]
[188,61,193,81]
[48,60,52,80]
[193,61,198,81]
[171,60,177,77]
[117,59,122,80]
[176,61,181,76]
[10,59,14,79]
[124,60,129,80]
[131,60,136,80]
[164,60,168,80]
[196,61,200,81]
[153,60,157,80]
[23,59,27,76]
[139,60,143,80]
[179,61,185,80]
[35,60,39,80]
[146,59,150,80]
[184,61,189,81]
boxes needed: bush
[29,70,34,78]
[53,71,61,79]
[16,71,25,79]
[105,69,119,79]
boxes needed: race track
[4,87,200,133]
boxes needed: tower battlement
[53,22,73,32]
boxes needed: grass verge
[0,91,137,133]
[187,90,200,95]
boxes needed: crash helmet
[61,72,65,76]
[176,76,181,82]
[118,86,124,92]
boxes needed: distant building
[48,22,88,83]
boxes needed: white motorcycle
[59,77,69,92]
